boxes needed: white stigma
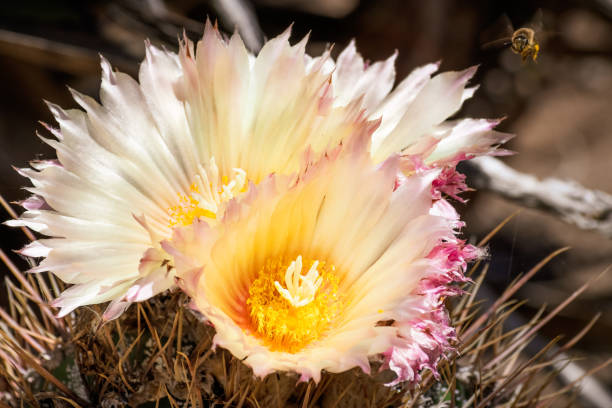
[220,167,247,201]
[190,159,248,215]
[274,255,322,308]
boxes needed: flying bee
[508,27,540,61]
[481,11,544,62]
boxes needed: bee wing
[480,14,514,49]
[529,8,544,34]
[498,14,515,34]
[528,9,558,47]
[534,30,560,47]
[481,37,513,50]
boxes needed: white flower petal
[333,40,397,111]
[14,49,198,316]
[370,62,440,148]
[427,118,514,163]
[373,66,478,160]
[167,135,465,382]
[16,241,51,258]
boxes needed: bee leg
[532,44,540,61]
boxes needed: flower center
[247,255,342,353]
[168,159,247,227]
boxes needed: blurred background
[1,0,611,401]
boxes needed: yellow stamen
[247,255,342,352]
[168,184,216,227]
[167,165,247,227]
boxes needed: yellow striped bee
[482,11,544,62]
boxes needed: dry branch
[465,156,612,238]
[211,0,264,52]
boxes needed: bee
[508,27,540,62]
[481,12,544,62]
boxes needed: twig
[211,0,264,52]
[464,156,612,238]
[0,28,135,75]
